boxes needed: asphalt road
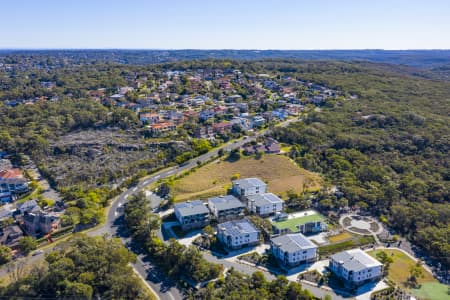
[87,119,297,299]
[0,118,298,300]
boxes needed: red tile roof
[0,169,24,179]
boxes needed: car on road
[32,250,44,256]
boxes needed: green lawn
[411,282,449,300]
[272,213,325,232]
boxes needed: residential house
[207,195,245,222]
[271,233,318,267]
[40,81,56,89]
[0,225,23,249]
[194,126,214,139]
[217,78,232,90]
[252,115,266,128]
[23,211,60,236]
[225,95,242,103]
[212,122,233,134]
[230,117,251,131]
[312,95,326,105]
[188,96,207,107]
[119,86,134,95]
[174,200,210,231]
[199,109,215,121]
[0,169,29,202]
[232,178,267,198]
[147,122,176,137]
[0,204,14,220]
[139,112,160,124]
[287,104,304,115]
[213,105,228,115]
[109,94,125,101]
[271,109,288,120]
[88,89,105,99]
[0,159,12,172]
[217,218,260,250]
[234,102,249,113]
[17,199,41,214]
[182,110,199,121]
[329,249,383,288]
[265,138,281,154]
[165,111,184,125]
[247,193,283,216]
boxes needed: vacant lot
[172,154,322,202]
[368,249,435,286]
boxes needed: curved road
[1,118,297,300]
[87,119,297,299]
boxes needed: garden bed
[319,236,375,258]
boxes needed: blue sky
[1,0,449,49]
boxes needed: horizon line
[1,48,450,51]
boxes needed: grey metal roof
[232,177,266,189]
[17,199,38,211]
[330,249,382,272]
[174,200,209,217]
[248,193,282,207]
[218,219,259,237]
[271,233,316,252]
[208,195,244,211]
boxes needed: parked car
[32,250,44,256]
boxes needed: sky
[1,0,449,49]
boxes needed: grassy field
[411,282,449,300]
[368,249,435,286]
[272,213,325,232]
[171,154,322,202]
[327,231,354,243]
[368,249,449,299]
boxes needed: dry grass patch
[327,231,354,243]
[172,154,322,202]
[368,249,436,287]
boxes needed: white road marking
[167,170,173,174]
[144,179,151,185]
[154,175,160,179]
[132,187,137,192]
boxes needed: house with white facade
[207,195,245,222]
[271,233,317,267]
[0,169,29,203]
[217,218,260,250]
[174,200,210,231]
[247,193,283,216]
[329,249,383,288]
[232,177,267,198]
